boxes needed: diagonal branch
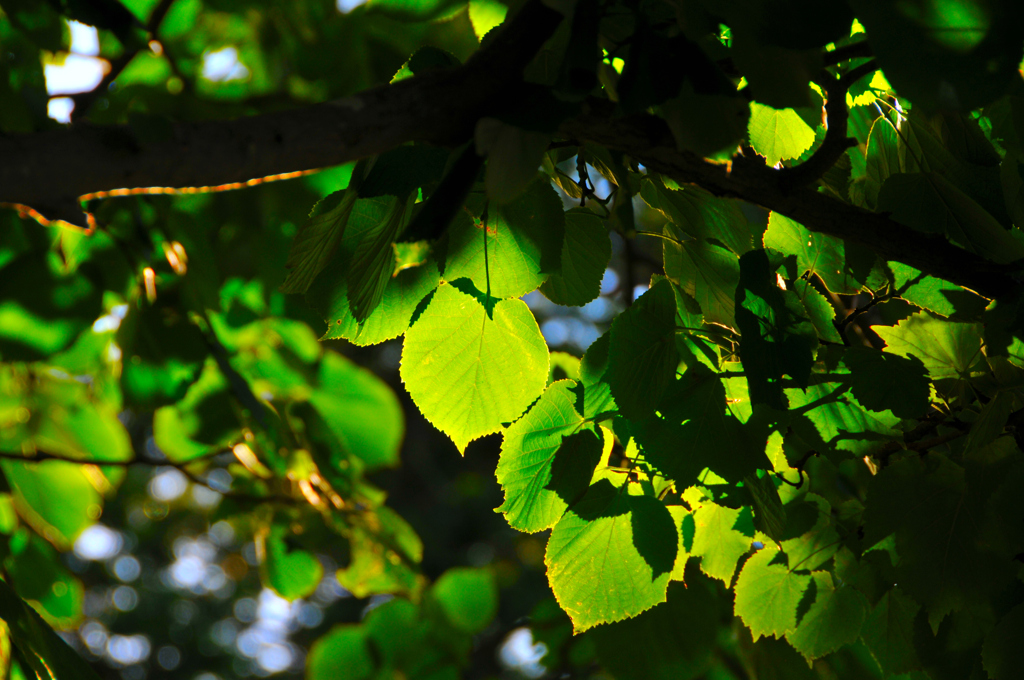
[0,0,565,226]
[779,59,878,189]
[560,105,1022,299]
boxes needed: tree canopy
[2,0,1024,679]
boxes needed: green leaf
[873,312,983,399]
[748,103,816,167]
[320,256,439,346]
[307,626,375,680]
[664,230,740,328]
[842,346,931,419]
[358,145,450,200]
[0,368,131,464]
[780,494,840,571]
[546,481,677,632]
[152,360,240,463]
[734,546,812,640]
[497,380,602,532]
[592,577,720,680]
[763,212,862,295]
[260,523,324,601]
[660,86,751,159]
[889,261,987,319]
[633,365,765,485]
[0,253,102,362]
[0,579,104,680]
[310,352,404,470]
[338,506,423,598]
[476,119,551,205]
[0,461,102,550]
[983,602,1024,680]
[785,571,867,661]
[540,209,612,306]
[429,568,497,634]
[736,249,815,409]
[548,351,581,382]
[863,114,901,209]
[864,454,1013,620]
[468,0,507,39]
[746,473,786,542]
[690,501,753,584]
[117,295,208,408]
[849,0,1024,112]
[878,172,1024,264]
[6,534,83,628]
[280,188,357,294]
[731,28,820,108]
[641,178,756,256]
[346,195,409,321]
[442,182,565,299]
[789,279,843,344]
[607,279,679,420]
[579,331,616,419]
[861,587,923,677]
[400,283,548,452]
[787,383,901,458]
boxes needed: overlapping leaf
[400,283,548,452]
[546,481,677,632]
[496,380,601,532]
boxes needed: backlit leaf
[546,481,677,632]
[497,380,601,532]
[734,546,812,640]
[400,283,548,452]
[443,182,565,299]
[786,571,867,661]
[748,103,816,167]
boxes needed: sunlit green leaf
[400,283,548,452]
[748,102,816,167]
[0,461,102,550]
[785,571,867,661]
[442,182,565,299]
[546,481,677,632]
[734,545,812,640]
[497,380,601,532]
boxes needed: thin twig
[837,283,894,337]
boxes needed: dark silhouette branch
[780,59,878,189]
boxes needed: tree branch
[2,2,1020,298]
[779,59,877,189]
[0,0,565,225]
[560,105,1022,298]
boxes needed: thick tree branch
[1,1,1020,298]
[560,105,1022,299]
[0,0,564,225]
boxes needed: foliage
[1,0,1024,679]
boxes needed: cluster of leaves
[3,0,1024,679]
